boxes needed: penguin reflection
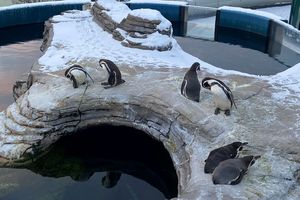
[102,171,122,188]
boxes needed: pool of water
[0,126,177,200]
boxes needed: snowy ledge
[0,0,90,11]
[0,0,300,199]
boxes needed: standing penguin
[212,155,261,185]
[202,77,237,116]
[204,142,248,173]
[98,59,125,89]
[181,62,201,102]
[65,65,94,88]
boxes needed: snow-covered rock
[0,0,299,199]
[92,0,173,51]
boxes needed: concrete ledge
[0,2,85,28]
[215,6,300,62]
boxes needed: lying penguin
[65,65,94,88]
[202,77,237,116]
[98,59,125,89]
[212,155,261,185]
[180,62,201,102]
[204,142,248,173]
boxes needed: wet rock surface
[1,2,300,200]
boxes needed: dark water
[0,126,178,200]
[175,36,291,75]
[0,41,43,110]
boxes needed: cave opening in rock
[27,125,178,199]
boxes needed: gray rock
[91,1,173,51]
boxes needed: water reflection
[2,126,178,200]
[0,39,43,111]
[102,171,122,188]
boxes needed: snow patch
[96,0,130,23]
[0,0,90,11]
[130,8,172,31]
[129,0,188,6]
[269,63,300,92]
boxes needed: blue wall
[215,7,300,67]
[0,3,84,28]
[215,8,271,52]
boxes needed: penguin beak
[254,155,261,160]
[242,142,248,146]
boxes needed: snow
[129,8,172,31]
[96,0,130,23]
[0,0,90,11]
[258,5,291,21]
[118,28,173,48]
[128,0,188,6]
[38,9,201,72]
[268,63,300,94]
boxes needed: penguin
[98,59,125,89]
[204,142,248,173]
[181,62,201,102]
[65,65,94,88]
[202,77,237,116]
[212,155,261,185]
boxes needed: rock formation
[0,0,299,199]
[92,0,173,51]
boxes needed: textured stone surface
[91,1,173,51]
[0,4,299,200]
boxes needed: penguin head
[250,155,261,166]
[242,155,261,167]
[190,62,200,72]
[65,64,84,78]
[99,59,111,73]
[231,142,248,152]
[202,77,214,90]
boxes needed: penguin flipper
[229,173,244,185]
[181,80,187,97]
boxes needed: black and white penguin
[65,65,94,88]
[98,59,125,89]
[212,155,261,185]
[181,62,201,102]
[204,142,248,173]
[202,77,237,116]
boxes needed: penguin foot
[214,108,220,115]
[101,82,110,86]
[225,110,231,116]
[103,85,113,89]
